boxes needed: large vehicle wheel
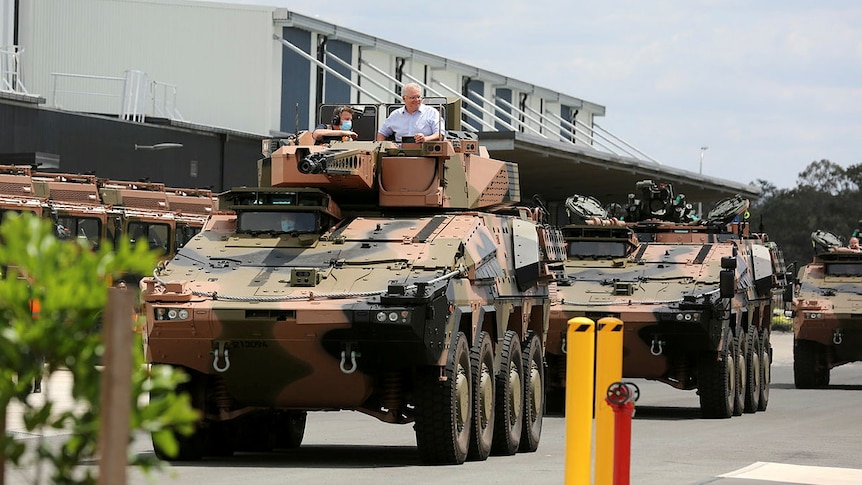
[794,338,830,389]
[467,331,495,461]
[492,330,523,456]
[206,422,236,457]
[519,330,544,453]
[732,335,745,417]
[415,331,472,465]
[235,414,275,452]
[697,344,735,419]
[744,330,761,413]
[274,411,307,449]
[152,373,206,461]
[758,330,771,411]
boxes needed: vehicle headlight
[375,310,411,324]
[670,312,701,323]
[804,312,822,319]
[154,307,191,321]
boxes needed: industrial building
[0,0,758,223]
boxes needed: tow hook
[833,329,843,345]
[650,336,665,356]
[340,343,359,374]
[212,341,231,373]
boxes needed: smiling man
[376,83,442,143]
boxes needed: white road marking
[720,461,862,485]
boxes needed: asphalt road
[7,330,862,485]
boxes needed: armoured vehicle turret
[141,107,565,465]
[547,181,788,418]
[792,230,862,388]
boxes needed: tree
[795,159,857,195]
[749,159,862,271]
[0,212,197,485]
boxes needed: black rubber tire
[732,335,745,417]
[274,411,307,449]
[467,331,495,461]
[793,338,830,389]
[491,330,523,456]
[234,413,276,452]
[758,330,771,411]
[415,331,472,465]
[152,374,206,461]
[744,330,761,413]
[697,343,735,419]
[519,330,544,453]
[206,422,236,457]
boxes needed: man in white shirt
[377,83,442,143]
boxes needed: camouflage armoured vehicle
[792,230,862,388]
[141,120,565,464]
[547,181,787,418]
[0,165,216,255]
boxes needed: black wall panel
[0,100,261,192]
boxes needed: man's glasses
[405,95,422,101]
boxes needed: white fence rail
[50,69,183,122]
[0,45,29,95]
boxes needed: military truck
[0,165,217,256]
[547,181,788,418]
[792,230,862,388]
[141,117,565,464]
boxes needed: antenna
[294,102,300,134]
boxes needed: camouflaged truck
[546,181,788,418]
[0,165,217,256]
[141,123,566,464]
[792,230,862,388]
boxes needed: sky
[207,0,861,190]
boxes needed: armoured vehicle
[547,181,788,418]
[0,165,216,256]
[140,111,565,465]
[792,230,862,388]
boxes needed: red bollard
[605,382,640,485]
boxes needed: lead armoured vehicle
[141,113,565,464]
[547,181,788,418]
[792,230,862,388]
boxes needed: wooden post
[98,287,135,485]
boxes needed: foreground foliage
[0,212,197,484]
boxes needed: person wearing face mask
[376,83,442,143]
[312,106,358,144]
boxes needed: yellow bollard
[594,317,625,485]
[565,317,595,485]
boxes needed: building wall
[0,0,14,47]
[358,49,397,104]
[279,26,312,134]
[17,0,276,135]
[11,1,606,147]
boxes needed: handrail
[0,45,30,94]
[49,70,184,123]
